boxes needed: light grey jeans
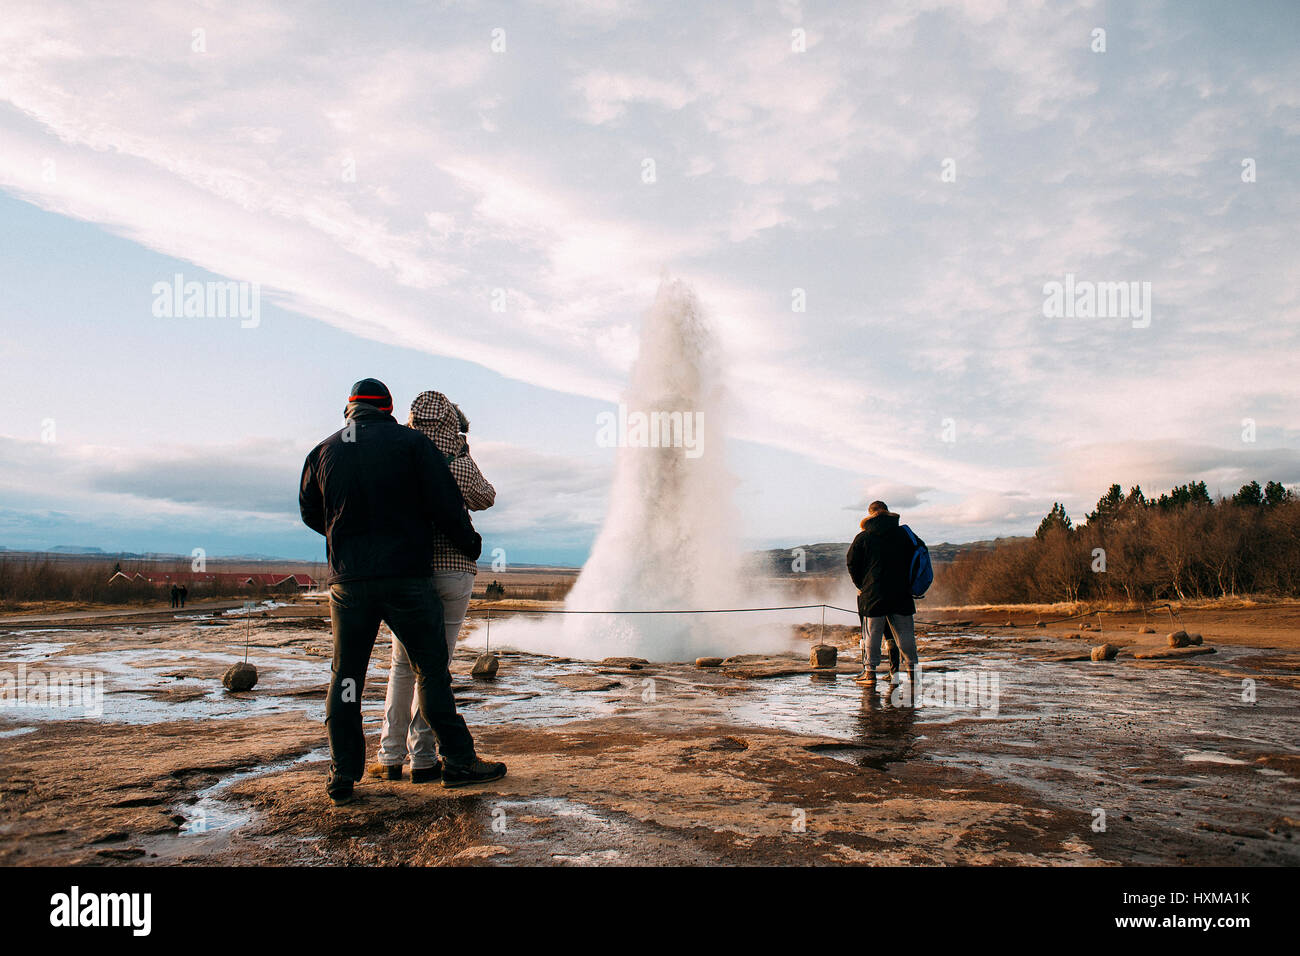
[863,614,918,671]
[376,571,475,769]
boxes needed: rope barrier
[464,600,1187,631]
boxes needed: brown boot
[367,762,403,781]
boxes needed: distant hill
[47,545,106,554]
[755,537,1031,576]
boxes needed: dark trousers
[327,576,475,782]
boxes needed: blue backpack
[901,525,933,599]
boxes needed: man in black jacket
[300,378,506,804]
[845,500,920,689]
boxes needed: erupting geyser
[561,279,746,661]
[491,278,783,662]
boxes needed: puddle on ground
[4,620,1297,861]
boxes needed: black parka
[299,406,482,584]
[846,512,917,618]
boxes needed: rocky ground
[1,602,1297,866]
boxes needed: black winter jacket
[846,512,917,618]
[299,407,482,584]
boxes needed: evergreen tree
[1087,483,1124,527]
[1264,481,1293,506]
[1035,502,1073,540]
[1232,481,1264,507]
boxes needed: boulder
[471,652,499,679]
[222,661,258,691]
[694,657,724,668]
[1187,633,1204,645]
[1167,630,1191,648]
[1091,643,1119,662]
[809,644,838,669]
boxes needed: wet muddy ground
[1,605,1297,866]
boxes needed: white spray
[490,279,792,661]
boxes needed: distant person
[299,378,506,805]
[178,585,188,608]
[170,584,179,608]
[371,390,496,783]
[846,501,921,688]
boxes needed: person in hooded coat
[846,500,920,688]
[370,389,497,783]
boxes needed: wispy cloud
[1,0,1297,551]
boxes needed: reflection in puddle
[5,621,1298,859]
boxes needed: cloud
[1,0,1297,550]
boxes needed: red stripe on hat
[349,394,392,409]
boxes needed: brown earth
[1,600,1297,866]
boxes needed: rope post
[1096,610,1104,639]
[820,604,825,647]
[485,605,491,655]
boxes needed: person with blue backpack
[845,500,933,689]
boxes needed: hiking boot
[410,761,443,784]
[327,775,356,806]
[441,758,507,789]
[854,669,877,686]
[367,762,403,781]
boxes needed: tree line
[0,558,301,610]
[933,480,1300,605]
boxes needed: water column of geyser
[494,279,778,663]
[562,279,745,662]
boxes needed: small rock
[1138,625,1156,634]
[695,657,724,668]
[1091,643,1119,661]
[222,661,258,691]
[1187,632,1204,645]
[600,657,648,669]
[1065,632,1082,640]
[471,652,499,679]
[810,644,838,669]
[1167,630,1191,648]
[1035,621,1046,628]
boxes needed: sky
[0,0,1297,566]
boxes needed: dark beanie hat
[347,378,393,411]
